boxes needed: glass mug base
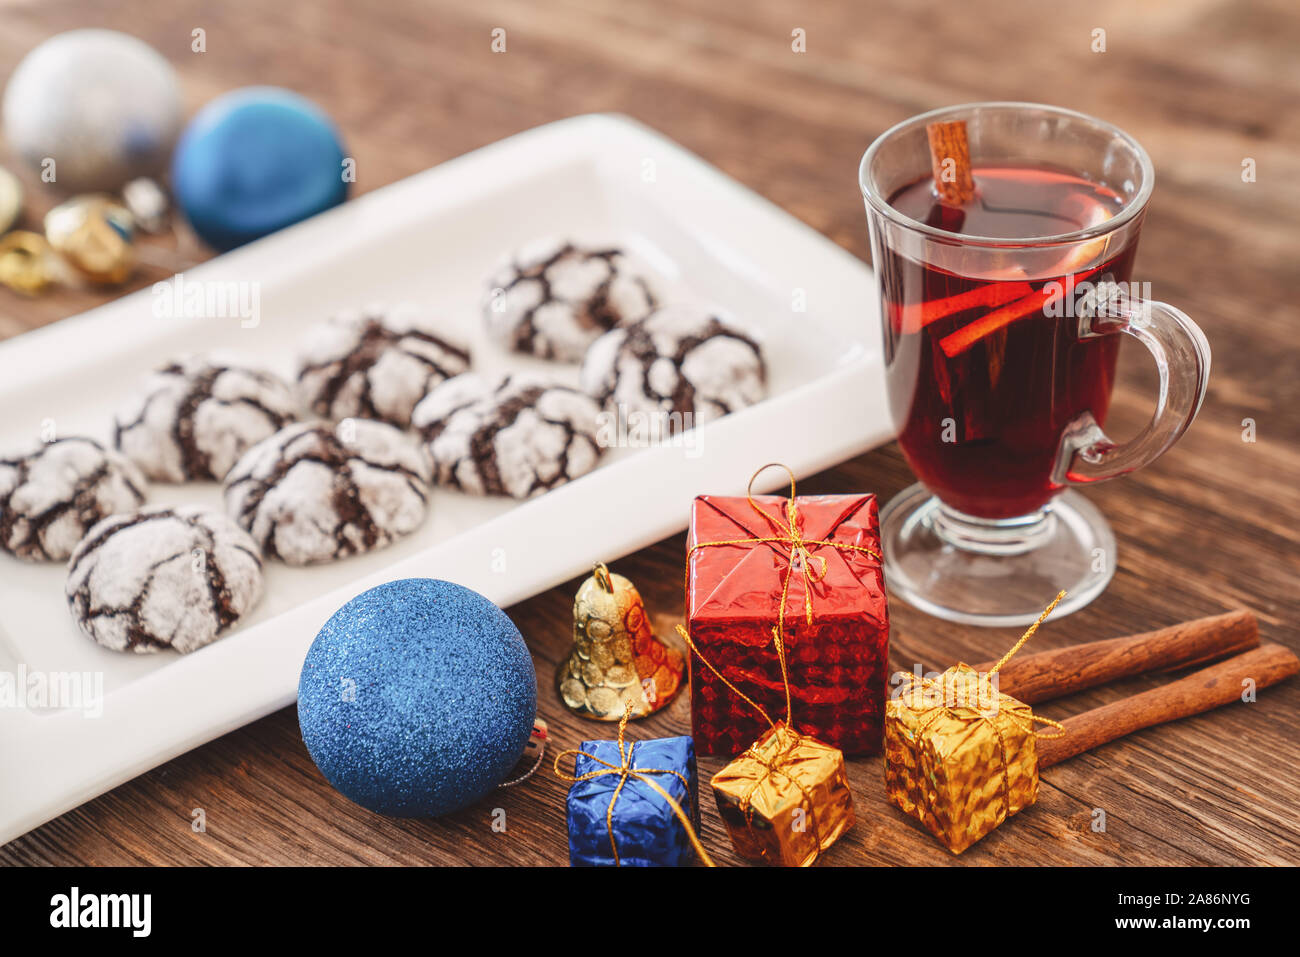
[879,483,1116,627]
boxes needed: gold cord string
[677,622,825,854]
[497,719,549,788]
[676,623,776,729]
[734,725,822,839]
[905,590,1070,742]
[553,704,716,867]
[988,590,1064,680]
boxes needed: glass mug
[860,102,1210,626]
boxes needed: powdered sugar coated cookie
[0,436,148,562]
[65,506,263,654]
[297,304,471,428]
[223,419,432,565]
[483,238,657,361]
[114,355,300,482]
[412,372,602,498]
[580,304,766,432]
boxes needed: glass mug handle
[1053,292,1211,485]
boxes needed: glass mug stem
[1054,295,1211,485]
[929,502,1058,557]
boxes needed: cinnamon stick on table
[1038,643,1300,768]
[974,611,1259,705]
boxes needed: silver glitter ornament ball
[3,30,182,193]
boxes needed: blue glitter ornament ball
[171,86,348,251]
[297,578,537,818]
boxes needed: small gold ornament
[0,231,57,296]
[557,562,685,721]
[44,195,135,284]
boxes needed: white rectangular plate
[0,113,888,846]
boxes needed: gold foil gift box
[885,664,1040,854]
[711,722,855,867]
[883,593,1066,854]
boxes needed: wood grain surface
[2,0,1298,866]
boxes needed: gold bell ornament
[557,562,685,721]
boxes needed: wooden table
[2,0,1297,866]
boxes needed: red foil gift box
[686,489,890,756]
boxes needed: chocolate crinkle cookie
[65,506,263,654]
[412,372,603,499]
[296,305,471,428]
[0,437,148,562]
[223,419,432,565]
[579,304,766,431]
[113,355,300,483]
[483,238,658,361]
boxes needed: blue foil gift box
[563,733,703,867]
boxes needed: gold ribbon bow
[553,704,716,867]
[732,725,825,843]
[683,462,882,723]
[900,590,1068,741]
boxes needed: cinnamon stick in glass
[926,120,975,206]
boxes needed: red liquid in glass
[880,166,1133,519]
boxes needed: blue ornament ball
[297,578,537,818]
[171,86,348,251]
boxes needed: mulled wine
[862,102,1210,624]
[879,165,1135,519]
